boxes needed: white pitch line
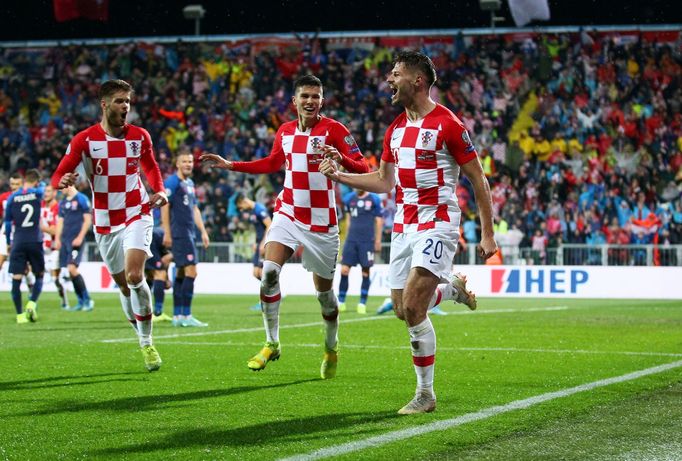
[278,359,682,461]
[157,341,682,358]
[99,306,568,344]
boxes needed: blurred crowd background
[1,28,681,264]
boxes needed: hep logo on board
[491,269,589,294]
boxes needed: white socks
[317,289,339,351]
[260,261,282,344]
[128,280,153,347]
[407,317,436,396]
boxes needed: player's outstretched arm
[202,147,285,175]
[320,158,395,194]
[460,157,497,260]
[200,153,233,170]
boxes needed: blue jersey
[251,202,270,244]
[59,192,91,242]
[165,174,197,240]
[4,186,44,245]
[344,191,382,242]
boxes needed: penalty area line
[278,359,682,461]
[99,305,568,344]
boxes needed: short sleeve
[442,117,478,165]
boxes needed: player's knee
[68,266,79,277]
[126,270,144,286]
[340,265,350,276]
[261,260,281,290]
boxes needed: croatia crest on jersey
[421,131,433,147]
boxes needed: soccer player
[146,226,173,322]
[0,172,25,273]
[337,188,383,314]
[161,150,210,327]
[54,185,94,311]
[52,79,168,372]
[40,184,69,309]
[4,169,45,323]
[319,51,497,413]
[235,193,272,311]
[201,74,369,378]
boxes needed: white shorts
[0,236,7,257]
[388,228,460,289]
[94,215,153,275]
[44,248,60,272]
[265,213,339,279]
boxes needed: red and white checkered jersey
[0,190,11,222]
[41,200,59,250]
[51,123,164,234]
[381,104,478,233]
[0,190,14,238]
[232,117,368,232]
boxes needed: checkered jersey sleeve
[381,116,404,163]
[442,115,478,165]
[327,122,369,173]
[138,128,164,193]
[52,131,88,189]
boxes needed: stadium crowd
[0,29,681,265]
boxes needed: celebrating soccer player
[51,79,168,372]
[202,74,369,379]
[319,51,497,413]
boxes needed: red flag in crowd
[54,0,109,22]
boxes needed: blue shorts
[145,237,170,271]
[59,242,84,267]
[9,242,45,275]
[172,238,197,267]
[341,239,374,268]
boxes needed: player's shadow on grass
[94,410,399,456]
[12,378,319,417]
[0,372,142,391]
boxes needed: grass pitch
[1,293,681,460]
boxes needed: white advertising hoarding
[2,263,681,300]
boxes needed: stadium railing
[83,242,682,267]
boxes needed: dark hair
[24,169,40,183]
[234,193,246,204]
[9,171,22,180]
[293,74,323,93]
[99,79,133,100]
[393,51,437,88]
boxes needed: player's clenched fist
[319,158,340,181]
